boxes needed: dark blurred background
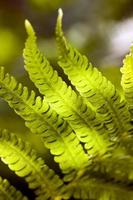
[0,0,133,198]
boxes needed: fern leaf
[121,44,133,117]
[69,176,133,200]
[91,147,133,183]
[23,19,115,160]
[0,176,28,200]
[0,129,68,199]
[0,67,89,181]
[56,9,133,140]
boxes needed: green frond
[120,136,133,156]
[0,67,89,181]
[69,176,133,200]
[23,19,115,160]
[55,8,133,141]
[0,129,68,199]
[121,44,133,117]
[0,176,28,200]
[91,147,133,183]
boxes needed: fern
[121,45,133,117]
[0,176,27,200]
[91,149,133,182]
[70,176,133,200]
[0,8,133,200]
[0,66,89,181]
[55,9,133,181]
[0,129,67,199]
[55,9,133,141]
[23,19,116,160]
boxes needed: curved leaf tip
[58,8,63,19]
[56,8,64,37]
[25,19,35,36]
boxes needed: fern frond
[0,176,28,200]
[91,147,133,183]
[121,44,133,118]
[56,9,133,140]
[69,176,133,200]
[0,66,89,181]
[23,19,115,160]
[0,129,68,199]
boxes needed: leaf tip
[58,8,63,19]
[25,19,35,36]
[56,8,64,37]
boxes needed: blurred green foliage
[0,28,20,65]
[28,0,72,11]
[99,0,133,20]
[100,66,121,89]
